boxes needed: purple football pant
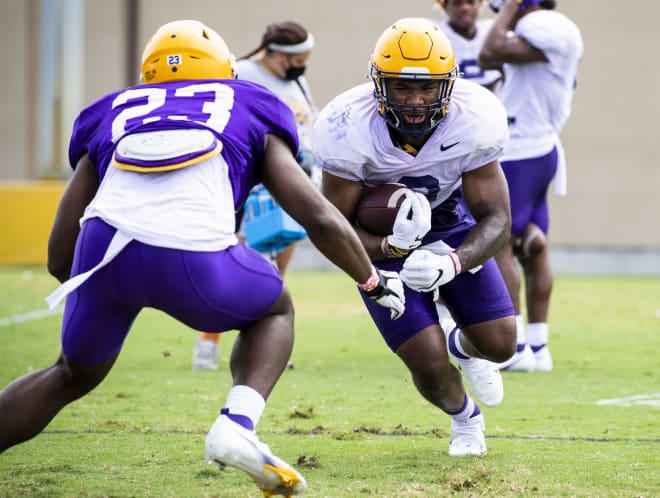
[362,257,514,352]
[61,218,283,365]
[500,146,558,237]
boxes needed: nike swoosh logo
[440,141,460,151]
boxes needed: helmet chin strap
[387,116,434,153]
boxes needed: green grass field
[1,267,658,497]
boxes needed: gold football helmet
[141,20,237,84]
[370,18,458,135]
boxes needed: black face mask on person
[284,66,306,80]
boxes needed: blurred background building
[1,0,658,274]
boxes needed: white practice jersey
[313,79,508,211]
[435,18,502,88]
[237,59,317,153]
[82,154,238,251]
[496,10,583,162]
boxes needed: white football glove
[360,268,406,320]
[400,249,458,294]
[386,192,432,252]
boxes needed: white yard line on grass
[0,307,64,327]
[597,393,660,407]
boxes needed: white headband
[267,34,315,54]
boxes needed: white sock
[515,314,526,346]
[449,393,479,422]
[527,322,549,349]
[436,303,452,323]
[223,385,265,428]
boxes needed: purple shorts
[501,146,558,236]
[61,218,283,364]
[363,257,514,352]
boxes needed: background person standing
[480,0,584,371]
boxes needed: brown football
[356,183,412,236]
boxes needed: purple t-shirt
[68,79,299,209]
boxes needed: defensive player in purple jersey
[0,20,405,496]
[480,0,583,371]
[314,18,516,456]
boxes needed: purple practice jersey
[68,79,299,209]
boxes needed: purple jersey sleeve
[68,80,299,209]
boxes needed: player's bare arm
[263,135,373,284]
[455,160,511,270]
[479,0,548,68]
[47,155,98,283]
[318,170,361,221]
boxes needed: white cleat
[205,416,307,497]
[499,344,536,372]
[532,345,553,372]
[449,413,487,457]
[192,338,218,371]
[456,357,504,407]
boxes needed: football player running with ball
[0,20,405,496]
[314,17,516,456]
